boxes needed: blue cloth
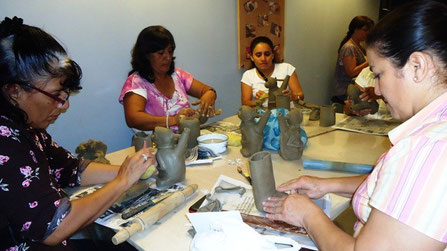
[256,108,308,151]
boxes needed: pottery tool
[121,191,173,220]
[236,166,252,185]
[112,184,198,245]
[303,158,373,174]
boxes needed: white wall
[0,0,378,153]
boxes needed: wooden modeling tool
[112,184,198,245]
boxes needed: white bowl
[197,133,228,154]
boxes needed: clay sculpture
[193,108,223,124]
[151,127,190,188]
[347,83,379,114]
[238,106,271,157]
[75,139,110,164]
[179,116,200,149]
[319,104,336,127]
[278,109,304,160]
[295,100,321,121]
[131,131,152,151]
[275,94,291,110]
[249,151,285,212]
[265,75,290,110]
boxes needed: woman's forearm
[126,111,178,130]
[80,162,119,186]
[43,177,129,245]
[324,175,367,197]
[304,209,355,251]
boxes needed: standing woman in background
[241,36,304,107]
[332,16,374,105]
[120,26,217,133]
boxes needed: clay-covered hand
[191,89,216,117]
[276,175,328,199]
[175,107,196,124]
[116,148,156,188]
[255,90,267,100]
[263,194,321,227]
[344,99,372,116]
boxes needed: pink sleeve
[174,68,194,92]
[118,73,148,104]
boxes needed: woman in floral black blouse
[0,17,155,250]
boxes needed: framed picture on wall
[237,0,285,69]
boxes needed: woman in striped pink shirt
[263,1,447,250]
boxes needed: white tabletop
[105,114,391,250]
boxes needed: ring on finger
[142,153,149,162]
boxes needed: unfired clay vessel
[131,131,152,151]
[152,127,190,188]
[249,151,285,212]
[319,105,336,127]
[265,75,290,110]
[278,109,304,160]
[238,106,271,157]
[179,116,200,149]
[347,83,379,114]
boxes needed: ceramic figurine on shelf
[265,75,290,110]
[278,109,304,160]
[152,127,190,188]
[238,105,271,157]
[346,83,379,114]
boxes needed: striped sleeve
[369,135,447,242]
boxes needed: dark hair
[0,16,82,126]
[367,0,447,74]
[129,25,176,83]
[249,36,278,68]
[338,16,374,53]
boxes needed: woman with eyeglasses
[119,25,217,132]
[0,17,155,249]
[332,16,374,106]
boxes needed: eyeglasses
[25,84,70,108]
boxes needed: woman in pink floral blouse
[0,17,155,250]
[119,26,217,132]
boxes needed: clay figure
[319,104,336,127]
[265,75,290,110]
[275,94,291,110]
[179,116,200,149]
[347,83,379,114]
[238,106,271,157]
[192,108,223,124]
[131,131,152,151]
[152,127,190,188]
[75,139,110,164]
[249,151,285,212]
[278,109,304,160]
